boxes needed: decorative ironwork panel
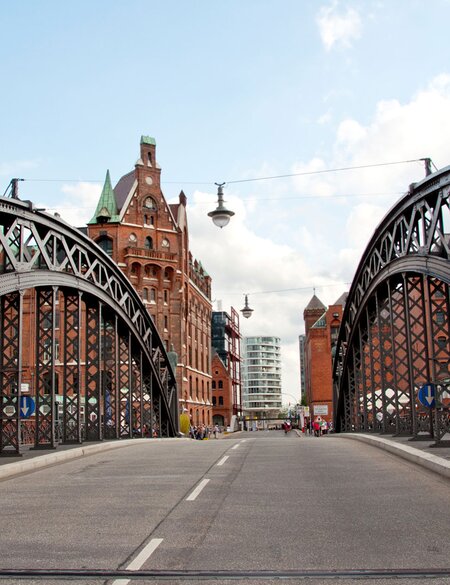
[103,316,117,440]
[376,293,396,433]
[118,333,131,438]
[85,302,102,441]
[0,292,22,455]
[427,278,450,443]
[406,276,431,436]
[62,292,82,443]
[131,352,142,437]
[152,393,161,438]
[35,288,57,448]
[142,370,152,437]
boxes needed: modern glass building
[242,336,282,426]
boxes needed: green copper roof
[141,135,156,146]
[88,170,121,224]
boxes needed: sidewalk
[336,433,450,480]
[0,437,179,482]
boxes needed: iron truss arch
[0,197,178,456]
[334,166,450,445]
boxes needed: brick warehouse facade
[86,136,212,426]
[303,293,347,425]
[211,308,242,429]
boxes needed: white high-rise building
[242,336,282,427]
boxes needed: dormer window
[144,197,156,210]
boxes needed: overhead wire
[13,157,429,189]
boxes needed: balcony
[125,246,177,262]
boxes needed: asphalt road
[0,431,449,585]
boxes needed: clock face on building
[129,233,137,244]
[145,177,153,186]
[162,238,170,247]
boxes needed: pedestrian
[214,424,220,438]
[313,419,320,437]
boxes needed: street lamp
[208,183,235,228]
[240,294,253,319]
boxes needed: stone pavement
[0,431,449,482]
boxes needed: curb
[338,433,450,480]
[0,438,183,481]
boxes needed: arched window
[212,381,216,389]
[218,380,223,389]
[212,396,216,406]
[145,236,153,250]
[97,236,113,257]
[144,197,156,210]
[150,288,156,302]
[142,288,148,301]
[219,396,224,406]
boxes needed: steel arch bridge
[334,166,450,445]
[0,196,178,456]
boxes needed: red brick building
[87,136,213,426]
[303,292,347,425]
[211,353,233,428]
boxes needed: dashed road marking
[112,538,163,584]
[217,455,229,466]
[186,478,210,501]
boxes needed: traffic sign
[20,396,35,418]
[418,383,436,408]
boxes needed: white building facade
[242,336,282,427]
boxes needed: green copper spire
[89,170,120,224]
[141,135,156,146]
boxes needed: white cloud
[317,1,362,51]
[41,182,102,227]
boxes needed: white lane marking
[217,455,229,466]
[231,444,239,450]
[186,478,210,501]
[112,538,163,585]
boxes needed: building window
[436,311,445,325]
[145,236,153,250]
[150,288,156,302]
[144,197,156,210]
[212,381,216,389]
[437,336,447,349]
[97,236,113,257]
[219,396,223,406]
[218,380,223,389]
[164,316,168,330]
[164,290,168,304]
[143,288,148,301]
[212,396,216,406]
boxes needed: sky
[2,0,450,405]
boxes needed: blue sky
[2,0,450,402]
